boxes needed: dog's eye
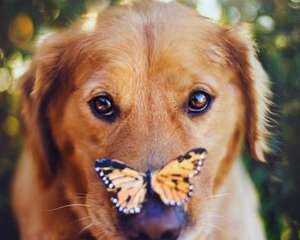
[188,90,212,114]
[89,93,117,121]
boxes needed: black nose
[119,196,186,240]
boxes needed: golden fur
[12,1,271,239]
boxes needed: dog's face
[21,2,270,240]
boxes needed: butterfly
[95,148,207,215]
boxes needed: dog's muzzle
[119,195,187,240]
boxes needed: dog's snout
[120,196,186,240]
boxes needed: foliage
[0,0,299,239]
[221,1,300,239]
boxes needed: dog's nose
[120,196,186,240]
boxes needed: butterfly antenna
[145,170,153,195]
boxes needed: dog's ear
[223,25,272,162]
[20,33,83,186]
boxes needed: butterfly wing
[95,159,146,214]
[151,148,207,206]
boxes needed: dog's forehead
[77,42,232,106]
[74,4,232,89]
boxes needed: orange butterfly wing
[95,159,146,214]
[151,148,207,206]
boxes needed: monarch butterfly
[95,148,207,215]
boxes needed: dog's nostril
[128,232,150,240]
[128,229,178,240]
[160,230,179,240]
[138,232,151,240]
[130,232,150,240]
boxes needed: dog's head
[20,1,271,239]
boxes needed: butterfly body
[95,148,207,215]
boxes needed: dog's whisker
[73,215,92,224]
[79,222,95,234]
[69,196,94,202]
[197,207,234,237]
[90,222,111,240]
[95,232,107,240]
[203,212,232,224]
[202,222,223,233]
[198,216,223,235]
[207,192,232,200]
[69,195,99,205]
[70,196,86,201]
[48,203,90,212]
[94,228,107,240]
[91,221,122,240]
[72,193,89,198]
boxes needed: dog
[12,1,271,239]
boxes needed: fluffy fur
[12,1,271,239]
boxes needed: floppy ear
[20,33,83,186]
[224,26,272,162]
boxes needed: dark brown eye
[188,90,212,114]
[89,93,117,121]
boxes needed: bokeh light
[257,15,275,32]
[7,52,30,81]
[8,14,34,47]
[196,0,222,20]
[81,12,98,32]
[3,116,19,137]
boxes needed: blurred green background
[0,0,299,239]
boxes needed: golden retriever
[12,1,271,239]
